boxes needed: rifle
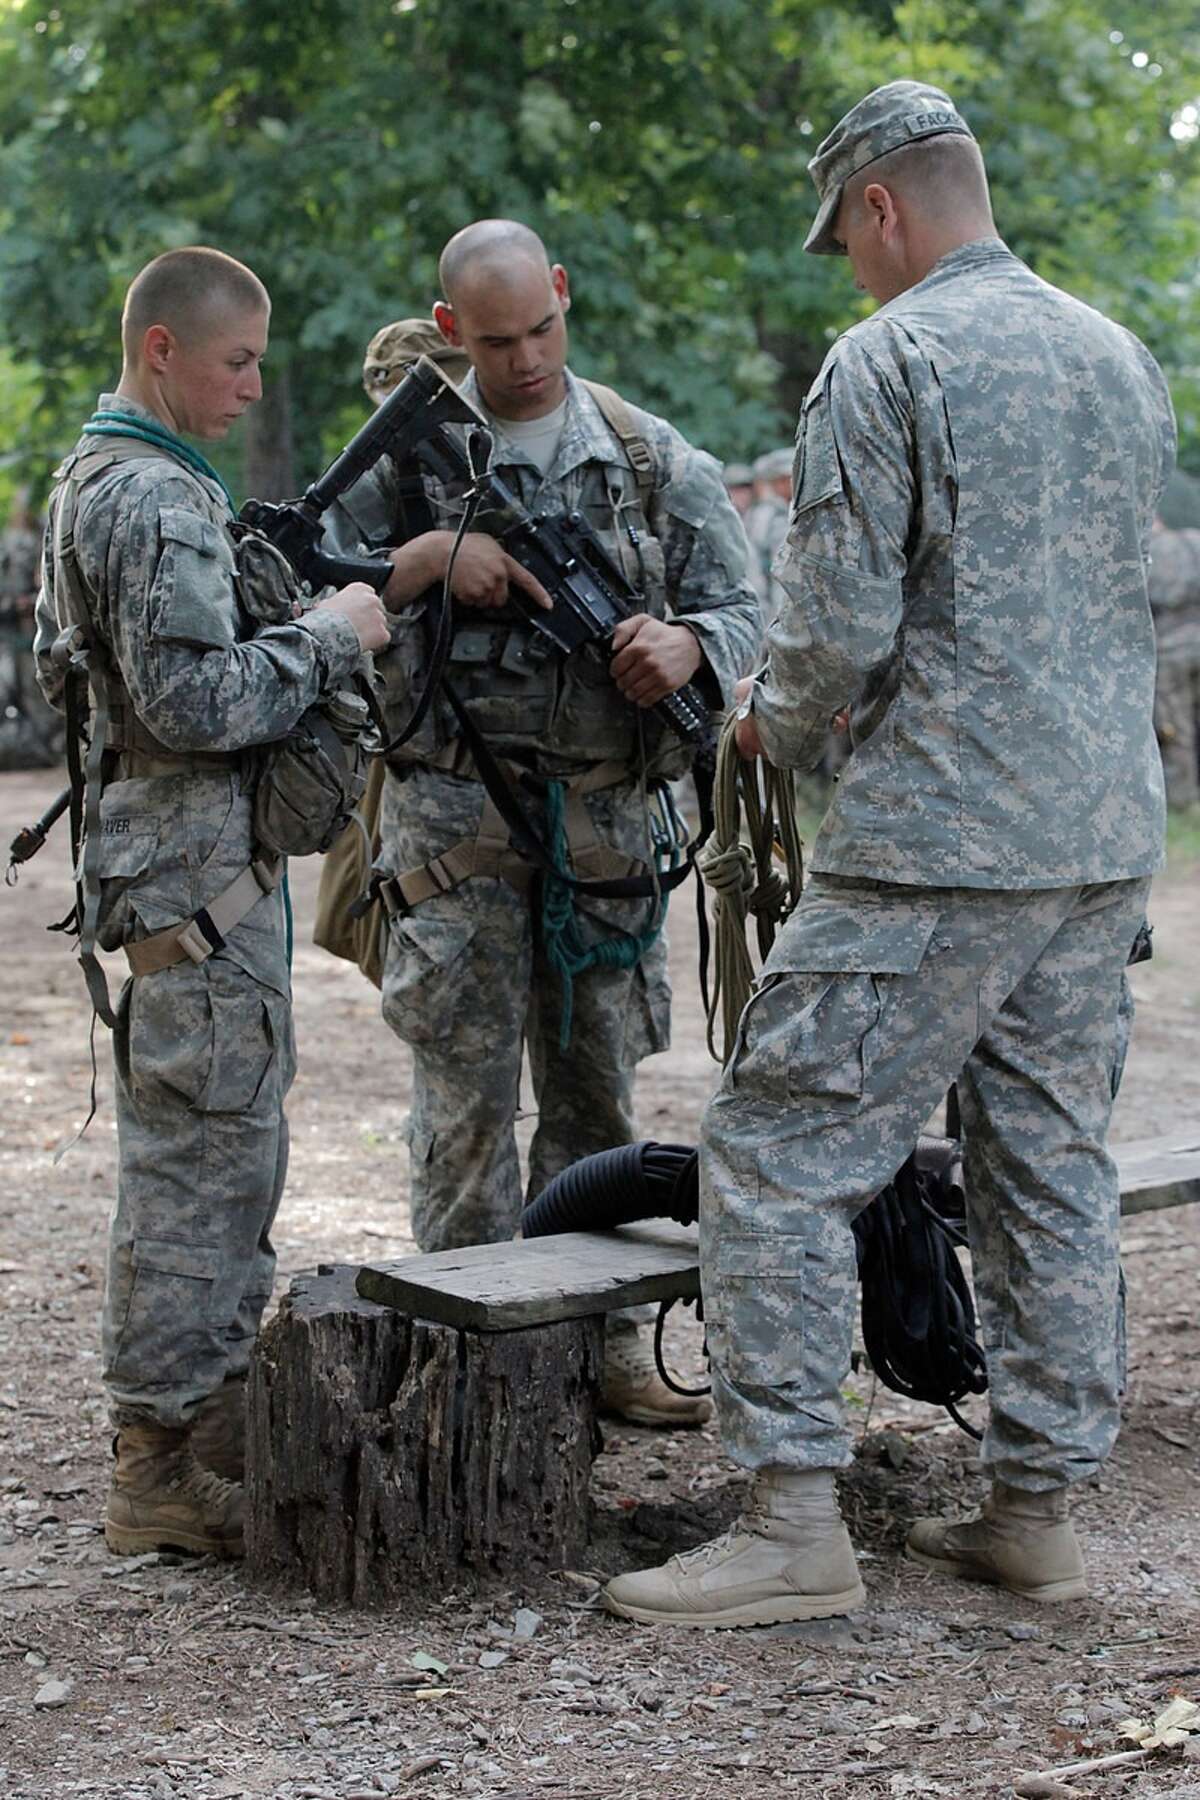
[240,355,484,595]
[246,354,711,749]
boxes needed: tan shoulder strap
[580,380,656,511]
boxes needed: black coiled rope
[521,1137,988,1435]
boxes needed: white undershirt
[486,396,569,478]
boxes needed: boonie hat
[362,318,471,398]
[723,462,753,487]
[804,80,974,257]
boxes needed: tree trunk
[243,361,295,501]
[246,1265,604,1604]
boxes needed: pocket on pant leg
[783,973,888,1108]
[382,912,480,1049]
[197,966,282,1115]
[705,1233,806,1390]
[109,1237,223,1385]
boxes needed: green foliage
[0,0,1198,496]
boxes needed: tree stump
[246,1264,604,1603]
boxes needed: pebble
[34,1678,72,1709]
[479,1650,509,1669]
[512,1608,542,1640]
[644,1459,669,1481]
[1006,1622,1042,1641]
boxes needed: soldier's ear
[142,324,174,374]
[433,301,462,347]
[551,264,571,315]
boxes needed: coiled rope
[696,711,805,1064]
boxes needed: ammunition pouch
[253,687,376,858]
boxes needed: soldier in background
[362,317,470,404]
[1148,517,1200,810]
[0,487,58,767]
[722,461,754,519]
[743,447,793,618]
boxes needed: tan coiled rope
[697,712,806,1065]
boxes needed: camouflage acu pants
[700,873,1150,1492]
[103,953,295,1429]
[379,765,671,1253]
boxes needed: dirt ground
[0,765,1197,1800]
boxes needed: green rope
[82,410,236,512]
[540,780,667,1051]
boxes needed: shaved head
[121,247,269,363]
[438,219,551,303]
[434,218,571,421]
[842,132,993,231]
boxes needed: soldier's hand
[387,531,551,612]
[610,614,703,706]
[316,582,390,653]
[732,675,764,760]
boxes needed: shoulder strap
[580,380,656,512]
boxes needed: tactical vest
[378,381,689,780]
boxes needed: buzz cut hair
[438,219,551,302]
[121,247,269,362]
[844,131,992,222]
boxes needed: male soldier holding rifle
[605,82,1175,1624]
[322,220,760,1424]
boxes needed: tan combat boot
[105,1418,244,1559]
[906,1480,1086,1602]
[603,1468,865,1627]
[600,1328,713,1429]
[191,1374,246,1484]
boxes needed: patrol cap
[753,448,793,481]
[362,317,471,398]
[723,462,753,487]
[804,80,974,257]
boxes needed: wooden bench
[246,1135,1199,1604]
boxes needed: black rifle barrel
[303,357,485,517]
[8,784,71,866]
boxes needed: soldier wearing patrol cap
[605,80,1175,1626]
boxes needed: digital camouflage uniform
[1147,524,1200,808]
[707,238,1174,1492]
[742,487,788,620]
[322,368,759,1251]
[34,393,363,1428]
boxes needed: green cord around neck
[83,409,236,511]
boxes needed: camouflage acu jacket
[33,392,362,989]
[754,238,1175,888]
[321,368,760,776]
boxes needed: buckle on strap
[377,874,411,921]
[175,909,224,965]
[251,855,281,895]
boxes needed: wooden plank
[356,1221,699,1332]
[356,1136,1197,1332]
[1114,1134,1200,1217]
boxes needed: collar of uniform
[88,391,231,511]
[872,236,1014,322]
[458,367,623,486]
[913,235,1013,288]
[95,391,165,431]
